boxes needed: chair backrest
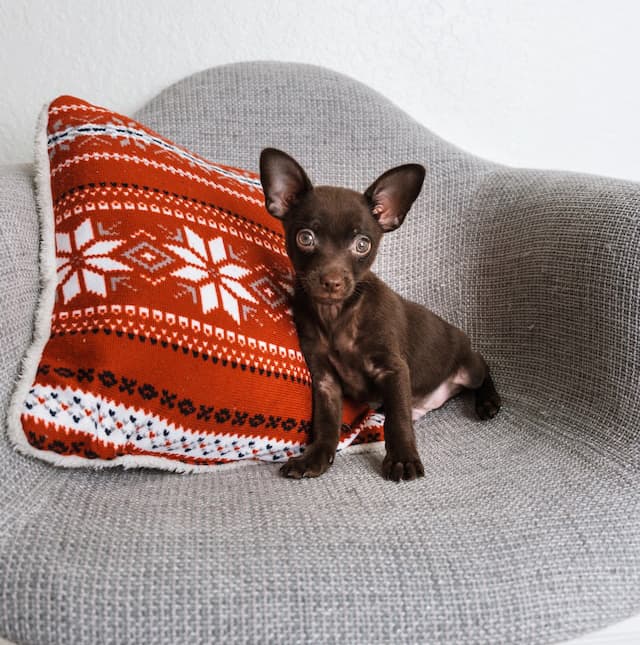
[135,61,497,321]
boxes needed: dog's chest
[325,327,372,401]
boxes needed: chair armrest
[0,164,39,413]
[466,167,640,458]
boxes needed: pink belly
[411,368,472,421]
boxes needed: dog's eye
[296,228,316,250]
[351,234,372,256]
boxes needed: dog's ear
[364,164,425,232]
[259,148,313,219]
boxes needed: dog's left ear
[364,164,426,232]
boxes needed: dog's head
[259,148,425,305]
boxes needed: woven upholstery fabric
[1,62,640,644]
[8,95,380,472]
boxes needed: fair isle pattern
[165,225,260,322]
[15,95,384,471]
[49,306,309,383]
[48,123,263,189]
[55,217,132,303]
[50,152,265,205]
[24,383,381,465]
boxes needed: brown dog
[259,149,501,481]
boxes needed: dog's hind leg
[453,351,501,420]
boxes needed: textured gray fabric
[0,165,40,409]
[1,62,640,645]
[0,164,47,512]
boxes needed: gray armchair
[1,62,639,645]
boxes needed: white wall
[1,0,639,181]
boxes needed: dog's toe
[382,451,425,482]
[476,393,501,420]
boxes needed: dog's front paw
[382,449,425,482]
[280,444,335,479]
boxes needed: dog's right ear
[259,148,313,219]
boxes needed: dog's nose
[321,274,343,294]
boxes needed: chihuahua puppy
[259,148,501,481]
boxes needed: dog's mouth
[297,274,355,305]
[313,295,346,305]
[310,287,356,306]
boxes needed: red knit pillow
[8,96,383,471]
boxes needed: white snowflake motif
[166,226,258,323]
[55,219,131,303]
